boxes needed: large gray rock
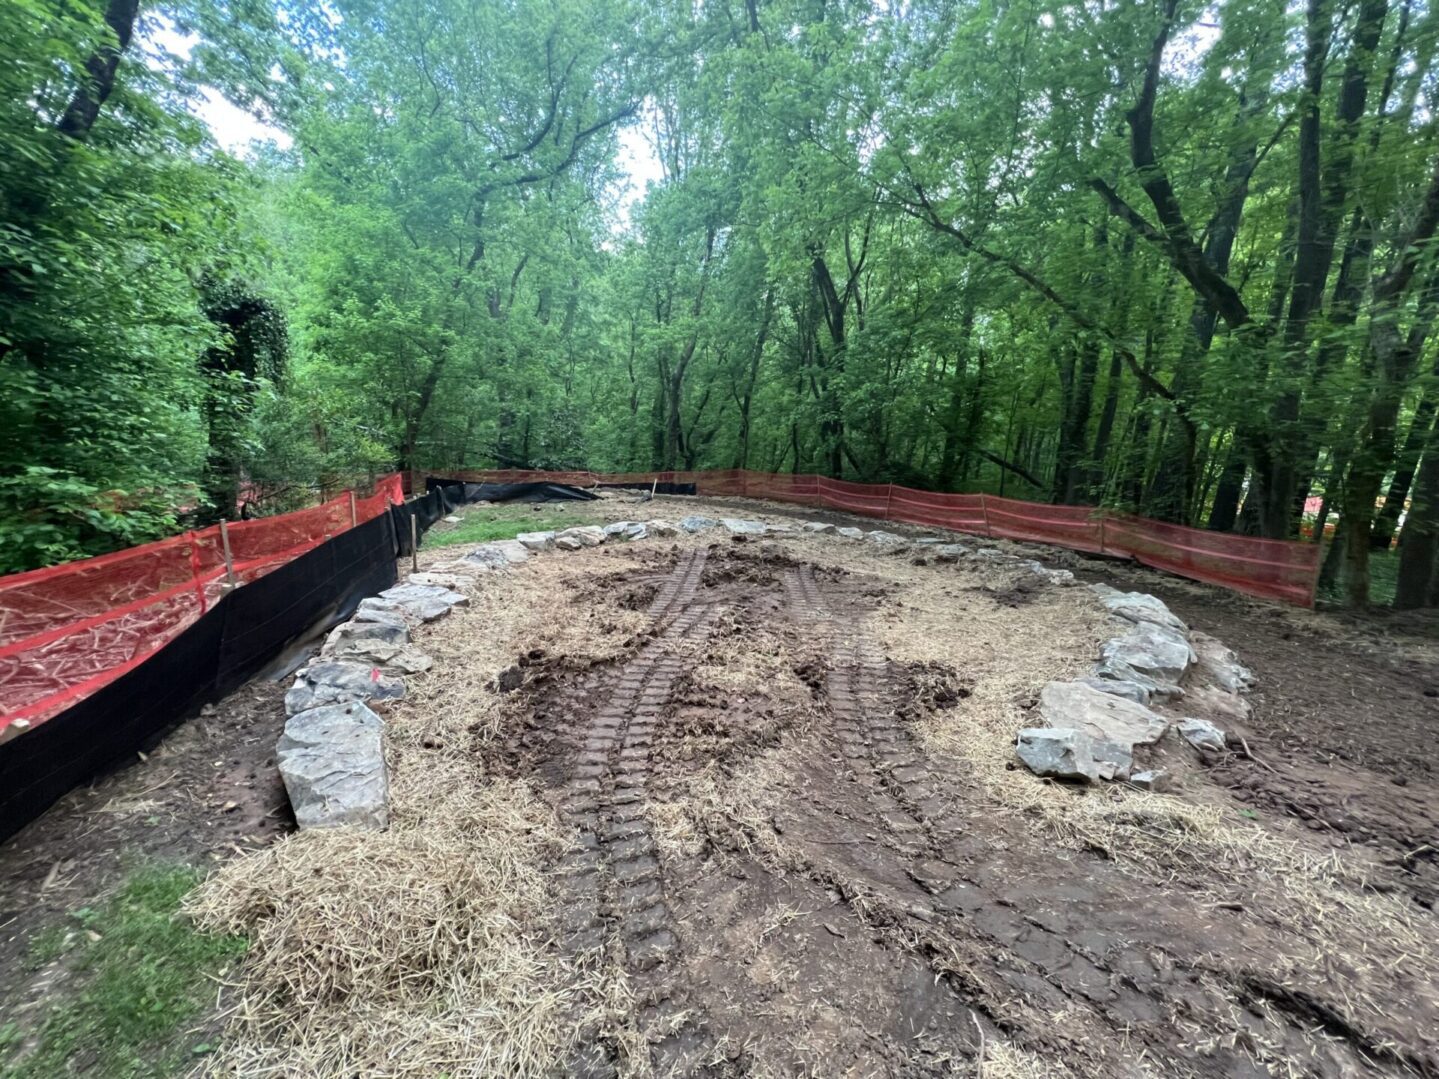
[516,530,556,552]
[1190,632,1255,693]
[1016,728,1101,782]
[1096,621,1195,698]
[642,519,678,537]
[1130,769,1171,792]
[464,540,531,568]
[680,515,717,533]
[372,583,467,621]
[559,525,606,548]
[1038,680,1169,780]
[836,526,865,539]
[864,530,911,553]
[352,602,410,630]
[604,521,647,540]
[325,619,408,651]
[1078,675,1152,705]
[326,636,433,674]
[462,545,511,571]
[1099,591,1188,633]
[277,703,389,830]
[802,521,836,534]
[1178,717,1226,752]
[1021,560,1075,586]
[285,660,406,716]
[723,518,768,535]
[554,533,584,551]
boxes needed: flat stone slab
[372,584,467,622]
[836,526,865,539]
[723,518,768,535]
[464,540,531,568]
[1098,590,1188,632]
[1038,680,1169,779]
[802,521,836,534]
[285,659,406,716]
[604,521,647,540]
[516,531,556,551]
[642,519,678,537]
[680,516,717,533]
[278,703,389,830]
[1016,728,1101,782]
[325,619,408,651]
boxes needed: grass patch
[1,865,247,1079]
[424,513,582,548]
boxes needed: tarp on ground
[426,477,599,503]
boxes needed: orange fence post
[980,494,993,539]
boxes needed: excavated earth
[477,536,1439,1079]
[5,499,1439,1079]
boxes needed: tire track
[558,547,724,1076]
[779,566,1253,1068]
[782,566,955,852]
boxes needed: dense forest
[3,0,1439,607]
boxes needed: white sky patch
[610,117,665,230]
[146,20,292,155]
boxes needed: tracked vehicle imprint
[556,547,726,1075]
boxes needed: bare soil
[483,536,1439,1077]
[3,493,1438,1078]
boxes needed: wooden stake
[219,520,237,589]
[410,513,419,573]
[349,489,358,528]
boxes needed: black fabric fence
[0,507,427,844]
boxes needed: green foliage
[0,468,184,574]
[0,865,248,1079]
[5,0,1439,606]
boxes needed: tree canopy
[4,0,1439,607]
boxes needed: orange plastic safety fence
[0,474,403,733]
[434,468,1320,608]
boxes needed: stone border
[272,510,1257,828]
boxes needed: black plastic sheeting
[425,476,599,504]
[394,484,459,557]
[1,510,407,845]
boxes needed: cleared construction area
[3,494,1436,1078]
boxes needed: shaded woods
[4,0,1439,608]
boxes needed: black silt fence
[0,509,416,845]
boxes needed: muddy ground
[3,494,1438,1078]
